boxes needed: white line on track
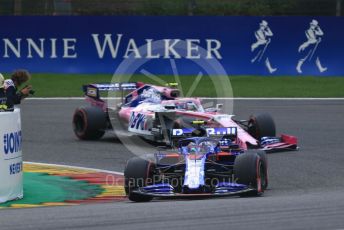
[24,161,124,175]
[27,97,344,100]
[28,97,85,100]
[202,97,344,100]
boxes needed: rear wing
[82,82,140,100]
[171,127,237,138]
[171,127,239,150]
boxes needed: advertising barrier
[0,16,343,76]
[0,108,23,203]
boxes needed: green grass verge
[16,73,344,97]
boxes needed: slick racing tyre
[256,150,268,189]
[248,113,276,139]
[73,106,106,140]
[234,151,268,196]
[124,157,155,202]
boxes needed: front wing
[259,134,298,153]
[131,189,255,198]
[130,182,256,199]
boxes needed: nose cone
[183,157,206,189]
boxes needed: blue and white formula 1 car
[124,126,268,202]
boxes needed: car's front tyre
[124,157,155,202]
[248,113,276,139]
[234,150,268,196]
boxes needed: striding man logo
[251,20,277,74]
[296,19,327,74]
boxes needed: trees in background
[0,0,342,16]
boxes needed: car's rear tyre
[124,157,154,202]
[234,151,268,196]
[73,106,106,140]
[248,113,276,139]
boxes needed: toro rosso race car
[72,82,298,152]
[124,126,269,201]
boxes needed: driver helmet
[186,102,196,111]
[187,142,198,154]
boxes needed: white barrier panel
[0,108,23,203]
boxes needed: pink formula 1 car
[72,82,297,152]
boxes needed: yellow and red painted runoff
[0,163,126,209]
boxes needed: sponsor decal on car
[128,112,151,135]
[172,127,237,137]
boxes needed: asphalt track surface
[1,99,344,230]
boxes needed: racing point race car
[124,127,268,202]
[72,82,298,152]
